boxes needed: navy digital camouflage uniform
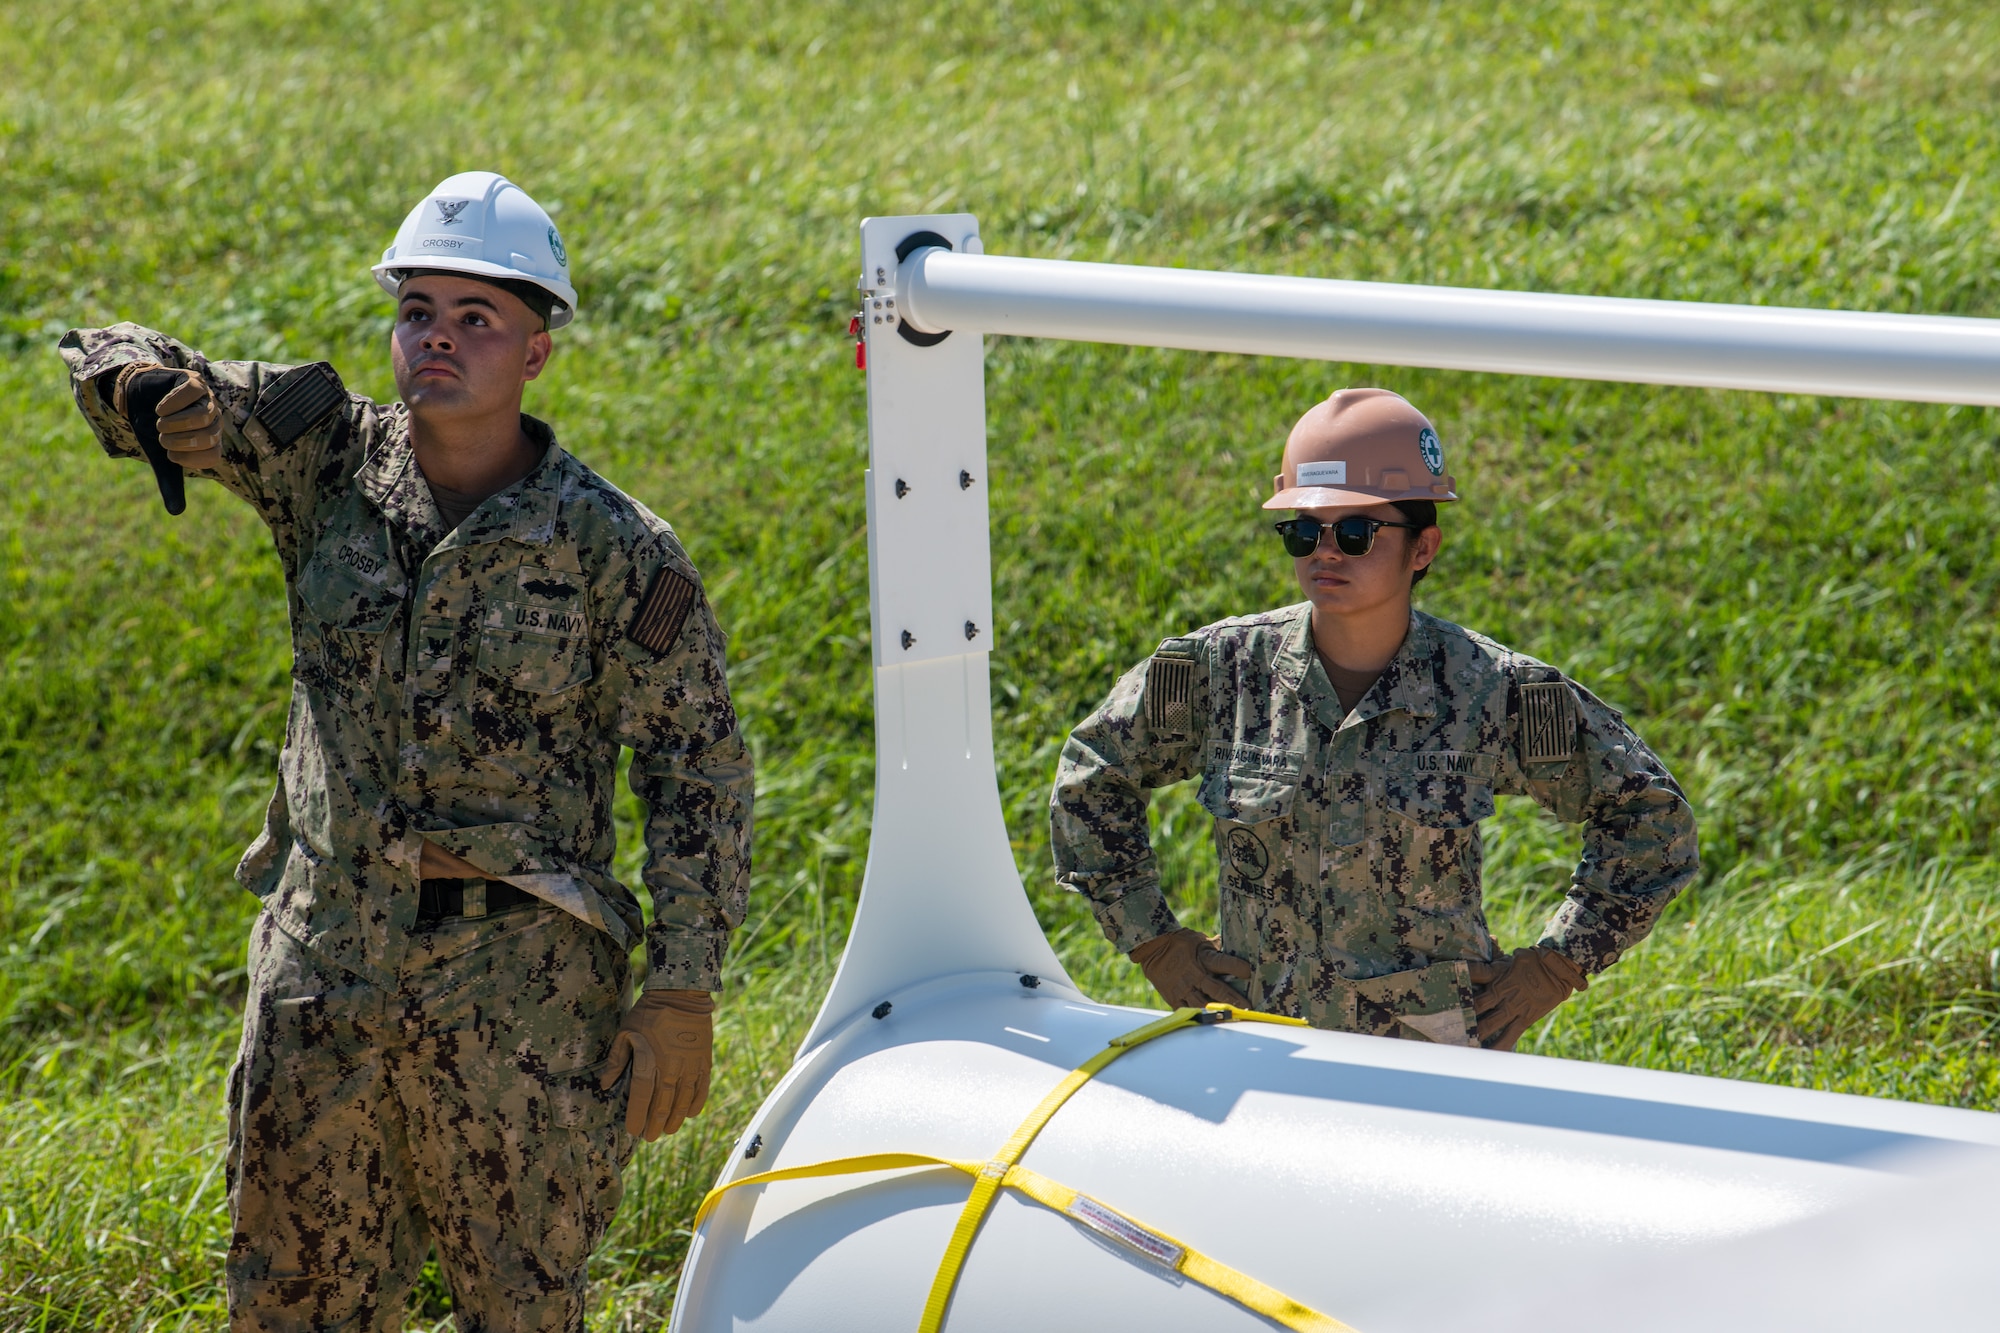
[1051,603,1696,1045]
[59,323,753,1330]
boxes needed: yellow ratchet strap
[694,1003,1349,1333]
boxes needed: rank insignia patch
[1145,653,1196,734]
[252,362,345,447]
[1521,682,1578,763]
[626,566,699,657]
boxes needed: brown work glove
[600,988,714,1140]
[1466,946,1589,1051]
[1128,927,1253,1010]
[113,363,223,469]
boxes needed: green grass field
[6,1,2000,1327]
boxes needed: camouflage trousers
[225,905,633,1332]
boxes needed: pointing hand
[113,364,223,471]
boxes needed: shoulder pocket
[1144,651,1199,735]
[251,362,347,449]
[1198,743,1303,825]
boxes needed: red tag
[856,340,866,370]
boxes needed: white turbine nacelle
[669,216,2000,1332]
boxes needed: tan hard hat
[1263,388,1459,510]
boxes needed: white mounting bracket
[858,212,991,669]
[800,215,1070,1051]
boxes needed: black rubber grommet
[872,1000,894,1020]
[894,230,954,347]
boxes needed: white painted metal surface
[857,215,993,672]
[900,248,2000,405]
[674,216,2000,1330]
[680,977,2000,1331]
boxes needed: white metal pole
[900,249,2000,405]
[796,215,1071,1054]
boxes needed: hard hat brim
[1263,480,1458,510]
[373,256,577,330]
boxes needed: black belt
[416,877,542,924]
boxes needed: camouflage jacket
[1050,603,1697,1040]
[58,324,752,992]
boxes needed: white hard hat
[372,171,578,329]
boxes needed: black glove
[103,364,219,515]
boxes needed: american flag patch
[626,567,699,657]
[1521,682,1578,763]
[1145,654,1196,734]
[251,362,345,447]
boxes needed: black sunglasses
[1273,515,1424,558]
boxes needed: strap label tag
[1066,1194,1184,1269]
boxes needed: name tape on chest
[1411,750,1497,778]
[1520,681,1579,763]
[252,362,346,447]
[491,601,589,638]
[1145,653,1197,734]
[626,566,700,658]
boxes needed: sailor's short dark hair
[1393,499,1439,586]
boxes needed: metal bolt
[877,266,886,283]
[964,620,980,640]
[1019,973,1040,988]
[959,469,975,489]
[743,1134,763,1159]
[895,478,910,498]
[872,1000,894,1019]
[886,298,895,307]
[900,630,915,650]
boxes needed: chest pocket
[1383,752,1499,830]
[478,604,594,694]
[1199,743,1303,899]
[294,531,405,711]
[468,564,595,757]
[1197,743,1303,825]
